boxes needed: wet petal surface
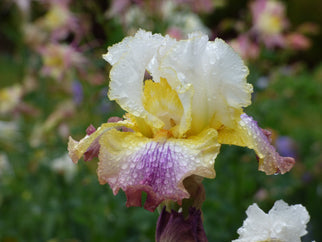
[103,30,168,130]
[234,200,310,242]
[97,128,220,211]
[218,114,295,175]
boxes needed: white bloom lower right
[233,200,310,242]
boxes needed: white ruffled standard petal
[97,128,220,212]
[234,200,310,242]
[158,33,253,134]
[103,30,167,129]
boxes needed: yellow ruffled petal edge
[218,113,295,175]
[68,121,135,164]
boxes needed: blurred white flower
[167,11,210,37]
[12,0,31,17]
[234,200,310,242]
[0,153,12,177]
[0,85,23,115]
[50,153,77,182]
[0,121,20,143]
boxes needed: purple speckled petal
[97,128,219,211]
[218,114,295,175]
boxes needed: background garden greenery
[0,0,321,241]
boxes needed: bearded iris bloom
[68,30,294,212]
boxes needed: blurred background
[0,0,321,241]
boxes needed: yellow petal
[68,121,135,164]
[142,78,184,137]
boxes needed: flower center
[142,78,183,134]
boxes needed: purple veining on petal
[121,142,188,211]
[240,114,295,174]
[136,142,179,193]
[156,207,208,242]
[97,129,218,212]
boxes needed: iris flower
[68,30,294,211]
[233,200,310,242]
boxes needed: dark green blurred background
[0,0,321,241]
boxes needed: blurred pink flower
[229,34,260,60]
[166,27,184,40]
[176,0,215,14]
[39,43,86,81]
[250,0,288,48]
[37,0,83,43]
[106,0,132,17]
[286,33,311,50]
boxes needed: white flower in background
[170,12,210,36]
[0,153,12,177]
[50,153,77,182]
[234,200,310,242]
[0,121,20,143]
[163,0,210,38]
[12,0,31,17]
[0,85,23,115]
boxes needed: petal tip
[277,156,296,174]
[67,136,80,164]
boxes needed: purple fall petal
[97,129,218,212]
